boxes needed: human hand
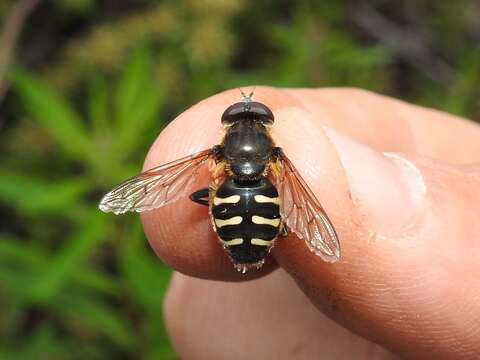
[141,87,480,359]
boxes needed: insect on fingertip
[99,93,341,272]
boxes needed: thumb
[272,107,480,359]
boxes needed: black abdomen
[211,177,281,268]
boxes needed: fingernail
[323,127,426,237]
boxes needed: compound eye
[221,103,245,125]
[221,101,274,125]
[249,102,274,124]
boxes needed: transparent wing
[99,149,213,215]
[274,149,341,262]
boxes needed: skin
[140,87,480,359]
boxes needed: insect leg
[189,188,210,206]
[271,146,282,160]
[279,222,289,237]
[212,144,224,160]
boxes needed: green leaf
[120,221,171,311]
[0,172,89,216]
[88,75,110,136]
[0,239,131,349]
[116,84,163,152]
[0,267,33,301]
[10,67,92,161]
[74,269,119,296]
[57,294,134,349]
[7,325,72,360]
[119,221,174,357]
[0,235,44,267]
[114,45,151,128]
[29,211,109,303]
[0,236,119,302]
[113,45,164,152]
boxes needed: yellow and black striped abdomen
[211,177,281,266]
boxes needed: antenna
[238,87,247,98]
[248,86,256,98]
[238,86,255,103]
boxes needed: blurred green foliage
[2,44,172,359]
[1,0,479,359]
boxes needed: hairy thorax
[222,121,275,180]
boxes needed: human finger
[164,270,399,360]
[140,86,479,298]
[270,107,480,358]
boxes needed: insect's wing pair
[99,148,340,262]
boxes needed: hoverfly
[99,89,340,273]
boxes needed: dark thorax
[222,120,274,181]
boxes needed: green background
[1,1,479,359]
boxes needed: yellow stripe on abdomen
[254,195,280,205]
[251,238,273,246]
[213,195,241,205]
[251,215,280,227]
[214,216,243,228]
[221,238,243,246]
